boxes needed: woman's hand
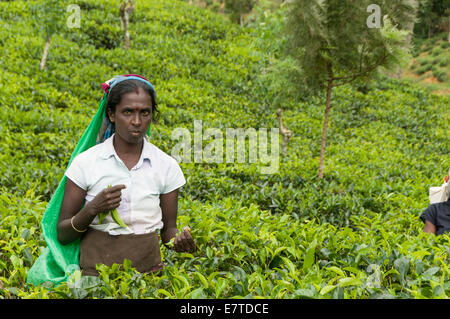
[57,182,127,245]
[173,227,196,252]
[160,189,196,252]
[87,184,126,216]
[162,226,196,252]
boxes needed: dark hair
[106,79,159,122]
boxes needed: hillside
[0,0,449,299]
[403,33,450,95]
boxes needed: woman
[56,74,195,276]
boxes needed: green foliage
[286,0,414,90]
[30,0,66,39]
[245,1,308,107]
[410,33,450,83]
[413,0,450,39]
[0,0,449,299]
[224,0,256,25]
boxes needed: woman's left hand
[173,227,196,252]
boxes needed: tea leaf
[303,247,315,271]
[339,277,362,287]
[319,285,336,295]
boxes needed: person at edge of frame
[421,187,450,236]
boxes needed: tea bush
[410,33,450,83]
[0,0,449,299]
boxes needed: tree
[120,0,135,50]
[446,9,450,42]
[32,0,65,70]
[286,0,416,179]
[225,0,256,26]
[414,0,450,39]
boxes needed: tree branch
[332,51,388,87]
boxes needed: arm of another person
[423,220,436,234]
[160,189,196,252]
[420,204,438,235]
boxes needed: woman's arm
[57,178,95,244]
[160,189,195,252]
[57,178,126,245]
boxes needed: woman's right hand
[87,184,127,216]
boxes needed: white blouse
[65,134,186,235]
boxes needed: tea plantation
[0,0,449,299]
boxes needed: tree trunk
[39,36,51,70]
[318,79,333,179]
[277,108,292,158]
[397,19,416,79]
[120,1,134,50]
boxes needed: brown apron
[80,228,164,276]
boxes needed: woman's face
[108,87,153,145]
